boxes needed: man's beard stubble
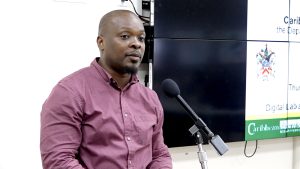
[121,65,138,74]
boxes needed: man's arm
[147,94,172,169]
[40,83,85,169]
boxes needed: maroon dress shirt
[40,58,172,169]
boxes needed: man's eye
[138,36,145,42]
[120,35,129,39]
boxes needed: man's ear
[97,36,104,50]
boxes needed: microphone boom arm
[176,95,228,156]
[176,95,214,138]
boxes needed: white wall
[170,137,300,169]
[0,1,299,169]
[0,0,139,169]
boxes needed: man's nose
[130,37,142,49]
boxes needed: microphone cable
[128,0,150,24]
[244,140,258,157]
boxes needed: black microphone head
[161,78,180,98]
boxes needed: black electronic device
[153,0,247,147]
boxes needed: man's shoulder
[61,67,91,83]
[57,65,98,91]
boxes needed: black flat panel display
[153,39,247,147]
[154,0,247,40]
[153,0,300,148]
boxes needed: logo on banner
[256,44,276,81]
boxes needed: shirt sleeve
[147,93,173,169]
[40,83,85,169]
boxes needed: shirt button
[127,137,131,141]
[124,113,128,117]
[129,160,132,165]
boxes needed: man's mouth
[125,52,142,62]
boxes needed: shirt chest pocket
[133,115,156,146]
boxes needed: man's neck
[111,72,131,89]
[98,59,131,89]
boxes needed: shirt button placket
[128,156,133,168]
[121,92,133,169]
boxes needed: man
[40,10,172,169]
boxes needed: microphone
[161,78,213,137]
[161,78,228,156]
[161,78,180,97]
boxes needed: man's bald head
[96,9,146,76]
[98,10,142,36]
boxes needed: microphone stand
[196,132,208,169]
[189,125,208,169]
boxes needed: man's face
[98,13,146,75]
